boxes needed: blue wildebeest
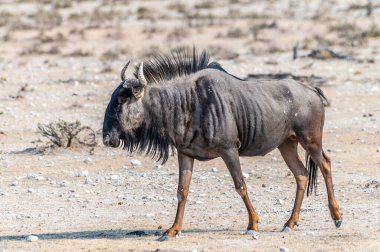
[102,48,342,241]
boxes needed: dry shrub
[194,2,215,9]
[101,46,130,60]
[329,23,368,46]
[36,31,67,44]
[139,45,163,59]
[0,11,13,27]
[20,44,60,56]
[137,7,155,20]
[228,8,241,19]
[52,0,73,9]
[38,120,96,148]
[207,45,239,60]
[186,12,219,27]
[89,8,124,27]
[249,21,277,40]
[142,25,163,35]
[167,3,188,15]
[101,0,130,5]
[1,30,12,42]
[366,23,380,38]
[166,27,189,41]
[10,84,33,99]
[33,8,63,29]
[217,27,246,39]
[66,49,93,57]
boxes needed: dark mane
[121,124,174,164]
[133,47,241,84]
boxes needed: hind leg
[278,137,308,231]
[307,145,343,227]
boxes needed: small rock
[130,159,142,166]
[243,172,250,179]
[195,201,204,204]
[83,157,93,165]
[26,235,38,242]
[277,199,285,205]
[59,180,69,187]
[211,167,218,172]
[84,178,93,184]
[45,162,55,167]
[78,170,89,177]
[69,193,79,198]
[27,188,34,193]
[11,181,19,186]
[279,247,289,252]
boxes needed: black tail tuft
[306,154,318,197]
[315,87,330,107]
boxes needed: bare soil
[0,0,379,251]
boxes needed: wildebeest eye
[117,89,132,104]
[117,96,130,104]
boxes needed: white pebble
[211,167,218,172]
[243,172,250,179]
[26,235,38,242]
[279,247,289,252]
[146,213,155,217]
[27,188,34,193]
[130,159,142,166]
[195,201,204,204]
[110,175,120,180]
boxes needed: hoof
[246,230,259,239]
[175,231,184,238]
[157,235,170,242]
[281,226,292,233]
[334,217,343,228]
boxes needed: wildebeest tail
[315,87,330,107]
[306,153,318,197]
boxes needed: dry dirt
[0,0,380,251]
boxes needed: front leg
[158,152,194,241]
[219,148,260,234]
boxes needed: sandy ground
[0,0,380,251]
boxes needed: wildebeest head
[103,61,148,147]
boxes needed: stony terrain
[0,0,379,251]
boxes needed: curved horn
[138,62,147,86]
[120,61,130,81]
